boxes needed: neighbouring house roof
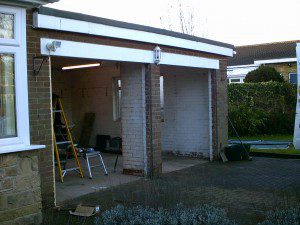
[228,40,299,66]
[36,7,234,50]
[0,0,59,8]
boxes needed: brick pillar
[145,64,162,178]
[211,60,228,160]
[121,63,162,177]
[27,11,55,208]
[121,63,147,176]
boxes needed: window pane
[0,54,17,139]
[289,73,297,84]
[0,13,14,39]
[112,78,122,121]
[230,78,241,83]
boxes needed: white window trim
[228,78,244,84]
[0,5,45,154]
[0,5,22,46]
[292,43,300,148]
[112,77,121,121]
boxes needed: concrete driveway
[54,157,300,225]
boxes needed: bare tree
[178,0,195,35]
[160,0,196,36]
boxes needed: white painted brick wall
[121,63,146,171]
[162,72,210,157]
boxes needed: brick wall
[27,13,55,208]
[0,151,42,225]
[145,64,162,178]
[211,60,228,159]
[269,62,297,81]
[121,63,162,177]
[121,63,147,176]
[162,69,210,158]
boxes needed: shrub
[100,204,236,225]
[228,82,297,136]
[258,207,300,225]
[244,65,284,83]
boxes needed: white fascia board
[35,13,233,57]
[162,52,219,69]
[227,74,247,78]
[254,58,297,65]
[227,64,257,69]
[40,38,220,69]
[41,38,153,63]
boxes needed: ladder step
[63,168,79,172]
[53,97,83,182]
[53,110,63,113]
[56,124,75,129]
[56,141,72,145]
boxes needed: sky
[47,0,300,46]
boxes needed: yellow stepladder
[52,95,83,182]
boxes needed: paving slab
[50,157,300,225]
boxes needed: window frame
[112,77,121,121]
[0,6,22,46]
[0,6,30,153]
[289,73,297,84]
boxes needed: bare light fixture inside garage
[154,46,162,64]
[62,63,101,70]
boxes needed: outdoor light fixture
[62,63,101,70]
[154,46,162,65]
[46,41,62,52]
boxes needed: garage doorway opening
[160,66,211,173]
[50,57,140,205]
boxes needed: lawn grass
[251,146,300,155]
[229,134,293,141]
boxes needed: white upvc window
[0,6,22,46]
[0,5,34,153]
[227,77,244,84]
[112,77,121,121]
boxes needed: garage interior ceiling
[51,56,119,71]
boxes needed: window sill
[0,144,46,154]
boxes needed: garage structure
[33,8,232,207]
[30,6,233,207]
[0,1,233,223]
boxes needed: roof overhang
[0,0,59,8]
[33,7,234,57]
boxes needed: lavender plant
[100,204,236,225]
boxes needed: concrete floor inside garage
[55,153,207,204]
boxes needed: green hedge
[228,82,297,136]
